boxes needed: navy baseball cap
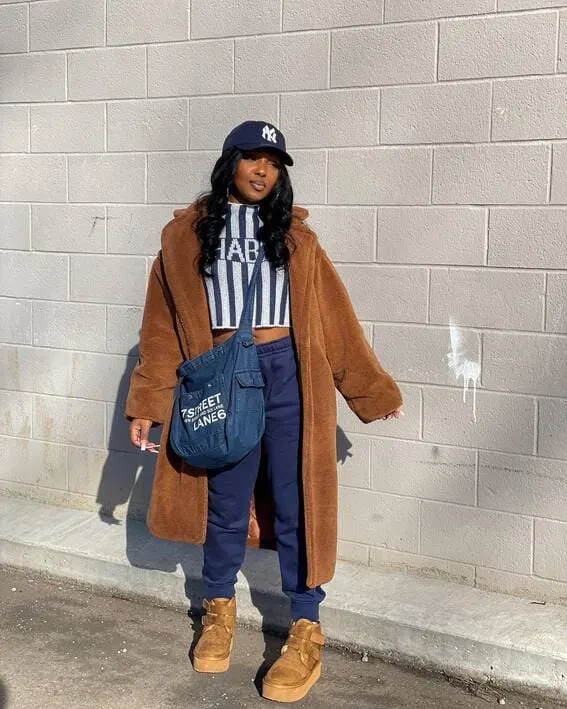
[222,121,293,166]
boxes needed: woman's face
[230,150,281,204]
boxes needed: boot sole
[262,663,321,703]
[192,638,233,673]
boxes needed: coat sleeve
[314,243,403,423]
[124,251,185,425]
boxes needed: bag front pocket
[234,370,265,413]
[173,374,228,455]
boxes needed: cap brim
[230,142,293,166]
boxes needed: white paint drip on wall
[447,321,481,423]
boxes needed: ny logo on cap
[262,125,277,144]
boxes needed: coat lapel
[160,205,316,361]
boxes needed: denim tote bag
[169,247,266,468]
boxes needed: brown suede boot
[192,597,237,673]
[262,619,325,702]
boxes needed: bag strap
[237,245,265,336]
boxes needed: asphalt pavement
[0,567,564,709]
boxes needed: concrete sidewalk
[1,495,566,703]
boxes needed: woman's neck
[228,193,260,207]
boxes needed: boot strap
[289,629,325,646]
[203,612,235,626]
[286,631,325,654]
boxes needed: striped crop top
[203,201,291,330]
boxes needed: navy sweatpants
[202,335,326,622]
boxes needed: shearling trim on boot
[192,597,237,673]
[262,619,325,702]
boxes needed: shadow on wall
[95,349,354,682]
[0,679,8,709]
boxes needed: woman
[126,120,403,703]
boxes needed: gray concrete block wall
[2,0,567,604]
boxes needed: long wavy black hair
[193,148,294,277]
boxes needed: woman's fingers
[130,418,153,449]
[382,407,404,421]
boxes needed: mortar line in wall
[65,445,70,493]
[327,31,331,89]
[7,77,548,105]
[426,268,431,324]
[429,149,435,205]
[479,330,484,388]
[30,393,34,440]
[187,0,191,39]
[67,254,70,301]
[8,136,567,150]
[145,46,148,98]
[6,200,567,214]
[484,208,490,266]
[103,0,107,46]
[7,297,567,338]
[0,249,152,260]
[530,517,535,574]
[30,299,34,347]
[367,544,476,571]
[532,398,539,456]
[26,1,30,51]
[186,98,190,150]
[352,378,567,404]
[373,207,378,261]
[474,450,479,507]
[547,144,554,203]
[27,105,31,152]
[340,485,485,508]
[555,10,561,73]
[103,402,107,449]
[324,149,329,204]
[3,342,140,359]
[104,102,108,152]
[377,88,381,144]
[9,31,567,59]
[16,8,567,46]
[144,154,148,204]
[28,203,32,249]
[5,386,567,464]
[419,387,424,441]
[64,52,68,101]
[417,499,422,553]
[65,155,69,202]
[488,80,494,141]
[434,21,439,82]
[542,272,548,331]
[0,391,131,410]
[345,493,566,525]
[280,0,283,32]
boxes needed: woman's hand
[381,406,403,421]
[130,418,158,452]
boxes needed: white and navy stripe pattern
[204,202,290,330]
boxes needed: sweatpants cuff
[203,585,236,600]
[290,601,320,623]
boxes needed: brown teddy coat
[125,204,402,588]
